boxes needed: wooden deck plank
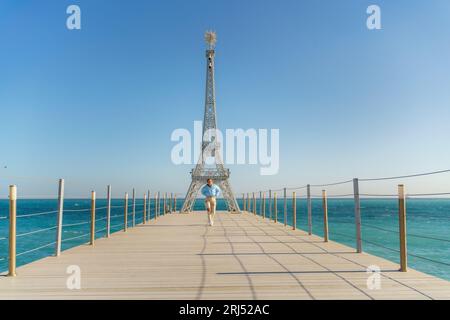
[0,211,449,300]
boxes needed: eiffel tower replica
[180,31,240,213]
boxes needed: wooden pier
[1,211,450,300]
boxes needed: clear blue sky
[1,0,450,198]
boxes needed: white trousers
[205,196,217,217]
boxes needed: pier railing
[241,169,450,275]
[2,169,450,279]
[1,180,179,277]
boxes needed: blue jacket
[201,184,221,197]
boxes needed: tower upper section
[202,31,218,154]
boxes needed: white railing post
[55,179,64,256]
[90,191,96,245]
[269,189,272,220]
[259,191,262,216]
[262,192,266,219]
[283,187,287,226]
[147,190,151,220]
[143,193,147,224]
[155,193,158,220]
[174,194,177,213]
[274,192,277,223]
[307,184,312,235]
[247,193,250,212]
[8,185,17,277]
[164,193,167,215]
[292,192,296,230]
[106,185,111,238]
[322,190,329,242]
[353,178,362,253]
[157,192,161,217]
[132,188,136,227]
[124,193,128,232]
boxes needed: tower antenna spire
[204,30,217,50]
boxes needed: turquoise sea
[1,198,449,281]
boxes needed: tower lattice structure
[180,32,240,213]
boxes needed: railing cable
[360,193,397,197]
[16,241,56,257]
[360,169,450,182]
[407,192,450,197]
[363,224,450,243]
[62,233,89,243]
[110,223,124,229]
[408,253,450,267]
[17,226,58,238]
[310,179,354,188]
[16,210,58,218]
[95,227,107,234]
[329,231,355,239]
[363,239,400,253]
[246,168,450,193]
[64,208,90,213]
[326,194,354,198]
[63,221,90,227]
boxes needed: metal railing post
[106,185,111,238]
[8,185,17,277]
[253,192,256,215]
[55,179,64,256]
[242,193,246,211]
[274,192,277,223]
[283,187,287,226]
[322,190,329,242]
[164,193,167,215]
[353,178,362,253]
[155,193,158,220]
[307,184,312,235]
[168,193,171,213]
[247,193,250,212]
[174,194,177,213]
[90,191,96,245]
[157,192,161,217]
[244,193,246,212]
[292,192,296,230]
[132,188,136,227]
[259,191,262,216]
[262,193,266,219]
[398,184,408,272]
[269,189,272,220]
[143,193,147,224]
[124,192,128,232]
[147,190,151,220]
